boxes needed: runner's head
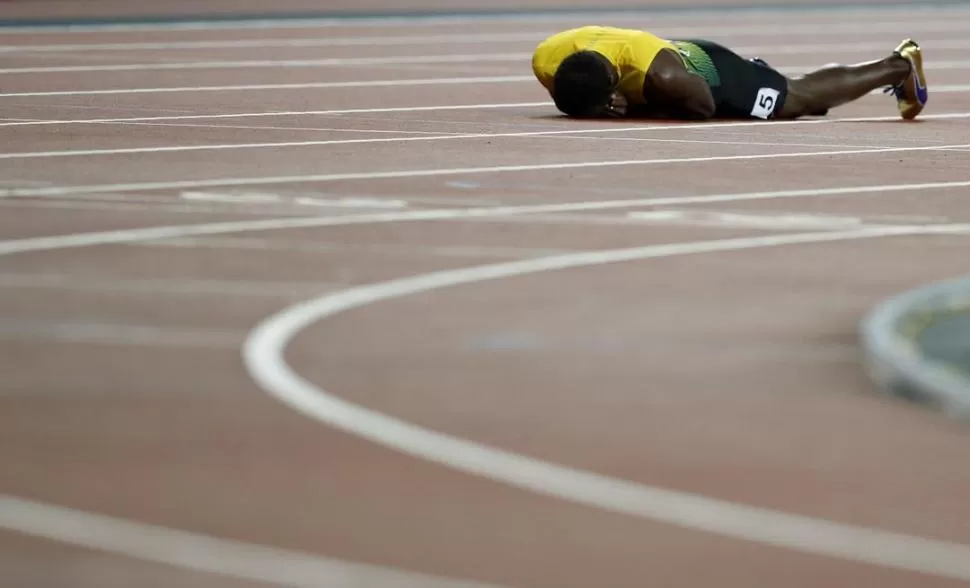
[553,51,619,118]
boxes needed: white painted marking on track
[438,210,878,230]
[0,495,500,588]
[83,191,493,210]
[0,33,544,53]
[180,191,283,204]
[0,75,534,97]
[180,191,409,209]
[0,321,245,348]
[294,196,408,209]
[243,225,970,581]
[543,135,882,149]
[120,122,460,135]
[0,130,880,159]
[0,52,529,73]
[0,272,346,298]
[627,210,952,229]
[3,141,969,198]
[0,197,325,216]
[0,102,553,128]
[3,179,970,256]
[407,196,501,207]
[626,210,872,230]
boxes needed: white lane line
[626,210,873,230]
[0,52,530,73]
[3,179,970,256]
[3,141,969,198]
[0,102,552,127]
[0,321,246,348]
[115,122,463,135]
[0,195,500,214]
[626,210,950,230]
[180,190,283,204]
[0,197,334,216]
[243,225,970,581]
[0,211,467,256]
[1,19,969,52]
[0,75,534,97]
[517,135,883,149]
[180,191,409,209]
[0,32,544,52]
[433,210,878,230]
[488,210,953,230]
[107,123,465,135]
[0,495,501,588]
[0,130,885,160]
[0,272,347,298]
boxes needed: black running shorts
[671,39,790,119]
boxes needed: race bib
[751,87,780,119]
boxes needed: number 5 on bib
[751,87,780,119]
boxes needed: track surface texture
[2,2,970,587]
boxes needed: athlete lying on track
[532,26,927,121]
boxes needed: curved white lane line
[6,179,970,256]
[244,225,970,581]
[0,495,500,588]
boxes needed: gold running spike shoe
[888,39,927,120]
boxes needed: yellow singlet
[532,25,678,105]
